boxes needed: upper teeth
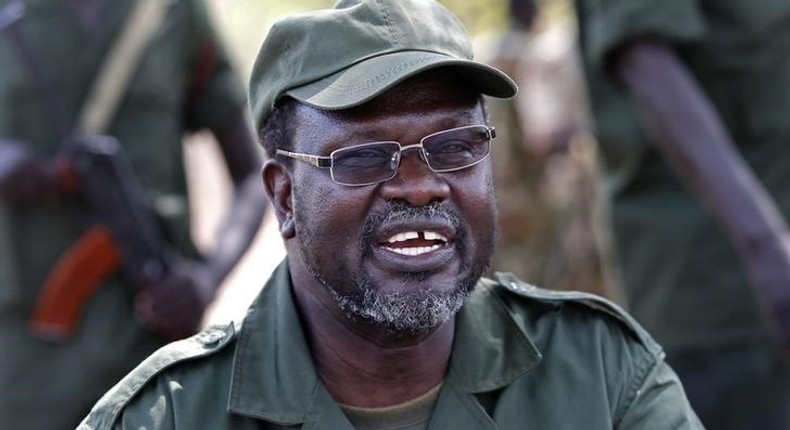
[389,231,419,243]
[383,231,448,256]
[424,231,446,241]
[386,230,448,243]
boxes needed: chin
[312,268,470,333]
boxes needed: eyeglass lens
[330,125,491,185]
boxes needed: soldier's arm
[200,109,267,291]
[614,40,790,349]
[177,0,268,296]
[133,0,267,340]
[135,111,266,340]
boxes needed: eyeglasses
[276,125,496,186]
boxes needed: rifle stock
[29,136,170,340]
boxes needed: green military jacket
[79,260,702,429]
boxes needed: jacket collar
[448,277,542,393]
[227,260,541,425]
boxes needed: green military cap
[248,0,518,131]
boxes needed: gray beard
[325,274,472,333]
[299,201,483,334]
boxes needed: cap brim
[285,50,517,111]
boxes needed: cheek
[293,185,334,240]
[291,178,368,251]
[471,195,498,241]
[454,173,498,245]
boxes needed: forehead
[291,70,485,150]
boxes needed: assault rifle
[1,0,172,340]
[30,136,171,340]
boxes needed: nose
[379,148,450,206]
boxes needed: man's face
[285,73,497,333]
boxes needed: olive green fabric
[247,0,517,131]
[0,0,245,428]
[79,260,702,429]
[573,0,790,352]
[339,382,441,430]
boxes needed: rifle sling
[77,0,168,135]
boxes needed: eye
[333,145,395,168]
[353,148,391,158]
[432,139,475,154]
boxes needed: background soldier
[0,0,266,428]
[572,0,790,427]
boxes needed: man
[0,0,266,428]
[79,1,702,428]
[571,1,790,428]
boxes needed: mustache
[359,201,464,256]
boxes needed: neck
[291,270,455,408]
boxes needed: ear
[262,159,295,239]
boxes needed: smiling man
[78,1,703,429]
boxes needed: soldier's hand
[0,139,60,204]
[134,257,218,342]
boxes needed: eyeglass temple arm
[275,149,332,168]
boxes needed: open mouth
[381,230,450,256]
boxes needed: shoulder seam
[613,351,662,427]
[493,272,663,356]
[79,323,236,429]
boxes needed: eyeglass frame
[275,124,496,187]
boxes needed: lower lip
[371,243,456,272]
